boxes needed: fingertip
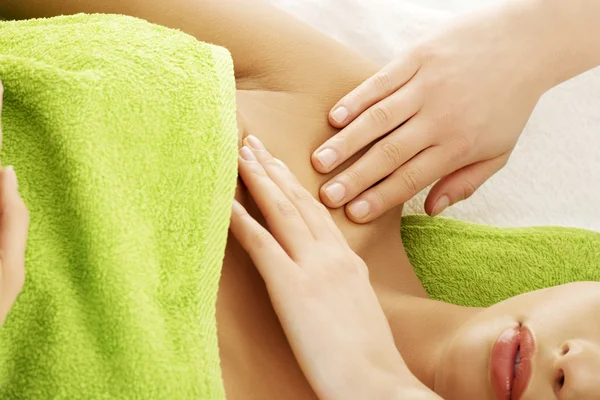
[345,200,375,224]
[430,195,450,217]
[318,185,339,209]
[344,201,375,224]
[319,181,348,209]
[312,147,338,173]
[329,105,349,127]
[311,152,326,173]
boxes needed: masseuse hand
[0,83,30,327]
[312,2,552,222]
[230,136,439,400]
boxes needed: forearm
[504,0,600,90]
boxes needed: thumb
[425,154,509,216]
[0,166,29,326]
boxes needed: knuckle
[262,157,280,167]
[399,169,421,198]
[371,186,388,211]
[313,198,331,218]
[248,164,267,177]
[450,136,473,161]
[344,169,363,188]
[332,134,351,155]
[234,207,251,221]
[290,185,312,202]
[460,181,477,200]
[378,141,404,169]
[370,72,392,91]
[276,200,298,217]
[414,43,432,62]
[250,230,275,249]
[347,91,366,108]
[367,104,393,128]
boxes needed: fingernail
[324,182,346,203]
[432,195,449,216]
[331,106,348,124]
[4,166,17,188]
[349,200,370,219]
[246,135,265,150]
[315,148,337,169]
[239,146,256,161]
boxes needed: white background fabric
[267,0,600,231]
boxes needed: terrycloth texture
[0,14,237,399]
[402,215,600,307]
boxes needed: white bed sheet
[267,0,600,231]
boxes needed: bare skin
[4,1,600,399]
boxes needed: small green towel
[0,14,237,399]
[402,215,600,307]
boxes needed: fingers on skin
[425,154,510,216]
[244,136,329,240]
[328,53,420,129]
[319,119,430,210]
[313,82,423,173]
[0,166,30,324]
[229,199,291,280]
[243,136,348,248]
[344,146,461,223]
[237,145,314,259]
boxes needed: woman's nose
[554,339,600,399]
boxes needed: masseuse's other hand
[313,3,549,222]
[0,83,30,326]
[230,136,435,400]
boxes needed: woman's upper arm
[1,0,377,94]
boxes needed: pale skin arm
[311,0,600,222]
[0,0,377,95]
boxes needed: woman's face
[434,282,600,400]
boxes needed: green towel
[0,14,237,399]
[402,215,600,307]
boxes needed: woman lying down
[2,0,599,399]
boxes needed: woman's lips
[490,325,535,400]
[512,326,534,400]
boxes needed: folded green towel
[402,215,600,307]
[0,14,237,399]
